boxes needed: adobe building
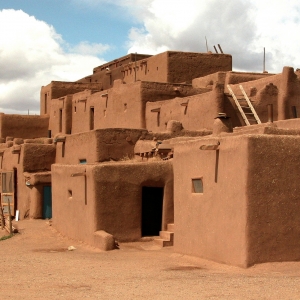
[2,50,300,268]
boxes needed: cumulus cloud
[0,9,108,114]
[81,0,300,73]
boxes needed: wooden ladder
[227,84,261,126]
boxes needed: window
[79,159,87,164]
[192,178,203,193]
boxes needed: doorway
[43,186,52,219]
[142,186,163,236]
[90,107,95,130]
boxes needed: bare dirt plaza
[1,220,300,299]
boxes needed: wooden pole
[7,198,12,235]
[0,202,4,230]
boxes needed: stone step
[167,223,174,232]
[159,230,174,242]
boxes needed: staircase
[227,84,261,126]
[154,223,174,247]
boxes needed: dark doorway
[142,186,163,236]
[90,107,95,130]
[59,109,62,133]
[43,186,52,219]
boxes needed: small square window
[192,178,203,193]
[79,159,87,164]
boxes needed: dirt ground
[1,220,300,299]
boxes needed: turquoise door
[43,186,52,219]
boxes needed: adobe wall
[173,135,249,267]
[51,164,96,246]
[122,51,232,85]
[146,84,224,132]
[0,114,49,140]
[55,128,147,164]
[51,161,173,247]
[224,68,300,126]
[168,52,232,84]
[40,81,102,115]
[77,54,152,90]
[123,52,169,83]
[246,135,300,266]
[224,74,282,127]
[69,81,201,133]
[0,140,55,219]
[192,71,274,89]
[48,95,72,136]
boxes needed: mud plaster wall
[52,161,173,246]
[123,52,169,83]
[40,81,101,115]
[246,135,300,266]
[49,95,72,136]
[51,164,96,246]
[0,147,28,218]
[70,81,199,133]
[23,144,56,172]
[77,54,152,89]
[0,143,55,219]
[122,52,232,85]
[146,85,224,132]
[0,114,49,140]
[173,136,248,267]
[55,129,147,164]
[224,74,282,127]
[168,52,232,84]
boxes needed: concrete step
[159,230,174,242]
[167,223,174,232]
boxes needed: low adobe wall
[55,128,147,164]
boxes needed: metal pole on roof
[205,36,208,52]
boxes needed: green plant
[0,234,13,241]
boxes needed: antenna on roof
[205,36,208,52]
[213,46,219,54]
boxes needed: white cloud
[0,9,108,114]
[96,0,300,73]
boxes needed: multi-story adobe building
[1,50,300,267]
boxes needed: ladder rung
[245,113,254,115]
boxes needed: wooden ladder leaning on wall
[227,84,261,126]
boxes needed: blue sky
[1,0,300,114]
[0,0,134,61]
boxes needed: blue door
[43,186,52,219]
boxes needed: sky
[0,0,300,114]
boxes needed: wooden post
[0,203,4,230]
[7,198,13,235]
